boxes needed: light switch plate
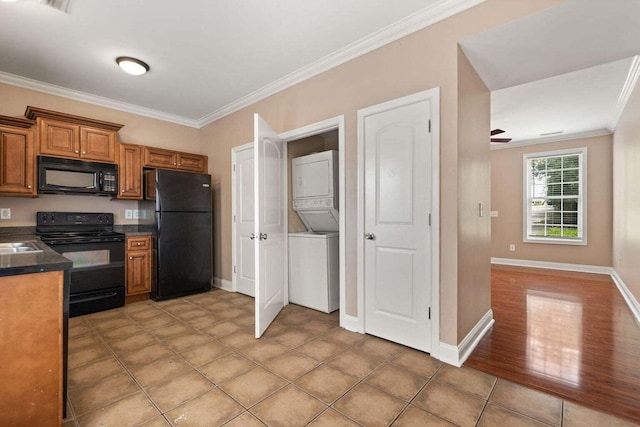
[125,209,133,219]
[0,208,10,220]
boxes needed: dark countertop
[0,234,72,277]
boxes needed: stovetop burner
[36,211,124,243]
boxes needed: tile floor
[63,288,636,426]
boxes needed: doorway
[231,115,346,336]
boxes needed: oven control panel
[37,212,114,226]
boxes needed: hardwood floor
[465,265,640,424]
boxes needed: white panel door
[254,114,286,338]
[362,98,432,352]
[235,145,255,297]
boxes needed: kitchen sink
[0,241,43,254]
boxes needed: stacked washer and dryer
[289,150,339,313]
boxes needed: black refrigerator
[140,169,212,300]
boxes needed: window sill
[523,237,587,246]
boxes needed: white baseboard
[213,277,233,292]
[491,257,612,275]
[341,314,363,333]
[610,270,640,325]
[435,309,494,367]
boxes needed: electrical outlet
[491,211,498,217]
[133,209,140,219]
[125,209,133,219]
[0,208,10,220]
[509,244,516,252]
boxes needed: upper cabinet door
[80,126,116,162]
[0,125,36,197]
[177,152,207,173]
[118,143,143,199]
[39,118,80,158]
[143,146,178,169]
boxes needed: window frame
[522,147,587,246]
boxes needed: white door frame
[357,88,441,356]
[232,141,254,293]
[232,115,347,329]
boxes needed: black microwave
[38,156,118,196]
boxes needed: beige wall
[456,48,492,339]
[0,83,202,226]
[491,135,613,266]
[200,0,562,345]
[613,82,640,302]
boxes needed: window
[523,147,586,245]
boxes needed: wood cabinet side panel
[0,271,63,426]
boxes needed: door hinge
[233,164,236,172]
[233,265,237,274]
[428,119,431,133]
[428,213,431,226]
[233,215,236,223]
[428,307,431,320]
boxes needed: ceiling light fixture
[116,56,150,76]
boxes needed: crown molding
[609,55,640,132]
[490,129,612,151]
[0,71,201,128]
[196,0,486,127]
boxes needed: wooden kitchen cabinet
[117,142,143,199]
[0,116,36,197]
[143,146,208,173]
[126,235,152,296]
[0,271,65,426]
[25,106,123,163]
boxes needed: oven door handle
[71,292,118,304]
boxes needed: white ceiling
[0,0,479,127]
[460,0,640,146]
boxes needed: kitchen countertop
[0,234,72,277]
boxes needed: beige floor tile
[163,332,213,352]
[165,388,244,426]
[92,315,136,331]
[269,327,316,348]
[69,316,90,328]
[120,300,154,314]
[279,310,315,326]
[202,320,243,338]
[99,323,144,341]
[220,366,287,407]
[179,340,230,367]
[76,392,159,427]
[146,370,214,412]
[390,348,442,378]
[297,337,349,361]
[137,314,176,330]
[107,332,158,353]
[67,357,124,389]
[412,380,486,427]
[224,411,265,426]
[321,327,366,346]
[353,336,405,360]
[299,319,337,334]
[69,371,139,416]
[172,307,210,321]
[150,322,194,339]
[129,356,193,388]
[295,365,359,404]
[308,409,360,426]
[333,383,407,427]
[117,342,176,369]
[182,314,219,330]
[127,307,165,321]
[231,314,255,327]
[236,340,289,363]
[478,404,551,427]
[262,350,320,381]
[162,302,196,314]
[217,307,250,320]
[365,363,428,401]
[328,348,385,378]
[68,333,102,352]
[434,365,496,399]
[392,405,456,426]
[250,385,327,427]
[490,379,562,426]
[218,329,258,349]
[198,352,256,384]
[68,343,112,369]
[140,416,172,426]
[563,401,637,427]
[84,308,125,323]
[68,323,93,338]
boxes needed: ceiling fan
[490,128,511,143]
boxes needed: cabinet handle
[82,151,86,154]
[137,242,142,246]
[121,190,125,193]
[75,150,79,153]
[27,185,32,189]
[129,256,133,260]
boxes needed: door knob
[259,233,268,241]
[365,233,376,240]
[249,233,256,240]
